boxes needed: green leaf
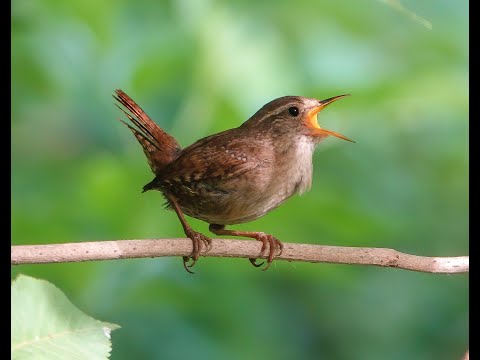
[11,275,120,360]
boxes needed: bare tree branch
[11,238,468,273]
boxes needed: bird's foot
[182,229,212,274]
[248,233,283,271]
[249,258,264,267]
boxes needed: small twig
[11,239,468,274]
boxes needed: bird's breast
[229,136,315,223]
[269,135,315,200]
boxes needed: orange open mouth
[306,94,354,143]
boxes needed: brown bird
[114,89,353,273]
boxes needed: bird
[113,89,353,273]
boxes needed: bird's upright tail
[114,89,182,175]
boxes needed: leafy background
[12,1,468,359]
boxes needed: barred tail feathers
[114,89,181,175]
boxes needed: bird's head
[243,94,354,144]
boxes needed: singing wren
[114,90,353,273]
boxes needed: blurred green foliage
[12,1,468,359]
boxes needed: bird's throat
[276,136,315,196]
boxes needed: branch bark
[11,238,468,274]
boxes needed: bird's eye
[288,107,299,117]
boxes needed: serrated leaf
[11,274,120,360]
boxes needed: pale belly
[180,181,298,225]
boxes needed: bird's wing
[151,130,274,190]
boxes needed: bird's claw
[183,256,196,274]
[183,229,212,274]
[249,233,283,271]
[249,258,265,267]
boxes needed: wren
[114,90,353,273]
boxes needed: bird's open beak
[307,94,354,143]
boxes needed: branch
[11,238,468,274]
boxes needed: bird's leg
[209,224,283,271]
[167,195,212,273]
